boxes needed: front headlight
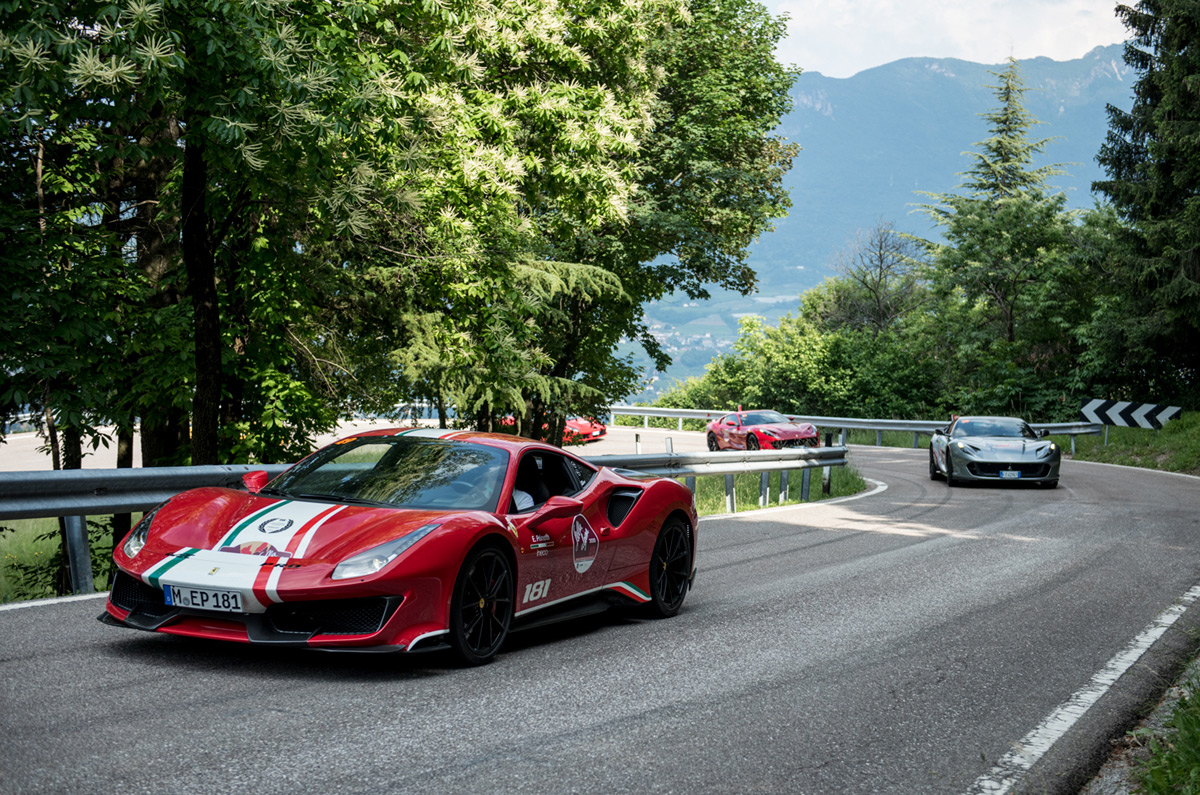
[760,428,781,438]
[1038,443,1058,457]
[332,523,439,580]
[122,505,163,558]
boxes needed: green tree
[1093,0,1200,406]
[919,57,1072,346]
[509,0,800,441]
[808,220,928,335]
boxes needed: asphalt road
[2,432,1199,794]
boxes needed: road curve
[2,441,1198,795]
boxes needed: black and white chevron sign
[1080,399,1182,429]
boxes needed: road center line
[966,583,1200,795]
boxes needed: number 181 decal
[523,578,551,604]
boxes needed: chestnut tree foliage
[0,0,799,466]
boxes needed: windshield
[953,418,1038,439]
[268,437,509,511]
[743,411,789,425]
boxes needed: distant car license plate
[164,584,244,612]
[1000,470,1020,479]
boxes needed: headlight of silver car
[1037,443,1058,457]
[332,523,439,580]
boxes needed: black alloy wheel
[707,433,719,452]
[929,448,944,481]
[746,434,760,451]
[946,456,956,487]
[449,545,514,665]
[645,519,692,618]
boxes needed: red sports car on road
[706,410,819,451]
[101,428,696,664]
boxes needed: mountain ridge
[628,43,1135,401]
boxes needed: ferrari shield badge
[571,515,599,574]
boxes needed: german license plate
[164,584,244,612]
[1000,469,1020,479]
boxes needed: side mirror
[242,470,270,493]
[528,495,584,527]
[1037,428,1049,438]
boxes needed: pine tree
[921,58,1071,346]
[1093,0,1200,405]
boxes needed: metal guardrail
[607,405,1102,453]
[0,447,846,595]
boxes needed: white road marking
[966,583,1200,795]
[0,591,106,612]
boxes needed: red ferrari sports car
[706,410,819,451]
[101,428,696,664]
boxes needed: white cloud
[766,0,1129,77]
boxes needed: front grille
[771,438,818,449]
[111,571,174,618]
[969,462,1050,478]
[266,597,401,636]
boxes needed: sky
[761,0,1130,78]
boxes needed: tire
[449,544,514,665]
[644,518,692,618]
[747,435,760,451]
[1043,479,1059,489]
[706,433,719,452]
[946,456,956,487]
[929,448,944,481]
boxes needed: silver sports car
[929,416,1061,488]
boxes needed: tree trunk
[183,140,221,465]
[55,425,83,595]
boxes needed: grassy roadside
[687,464,865,516]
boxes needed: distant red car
[563,417,607,444]
[101,428,695,665]
[500,416,607,445]
[706,410,819,451]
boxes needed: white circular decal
[571,515,599,574]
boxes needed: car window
[954,418,1037,438]
[564,456,597,491]
[743,411,788,425]
[269,437,508,511]
[511,450,586,513]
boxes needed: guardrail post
[685,476,696,493]
[759,472,769,507]
[678,417,683,431]
[643,415,649,428]
[875,430,882,446]
[913,432,919,448]
[64,515,94,594]
[1070,436,1076,456]
[822,464,831,496]
[724,474,736,513]
[800,468,811,500]
[779,470,789,504]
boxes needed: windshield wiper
[292,492,392,508]
[258,487,291,497]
